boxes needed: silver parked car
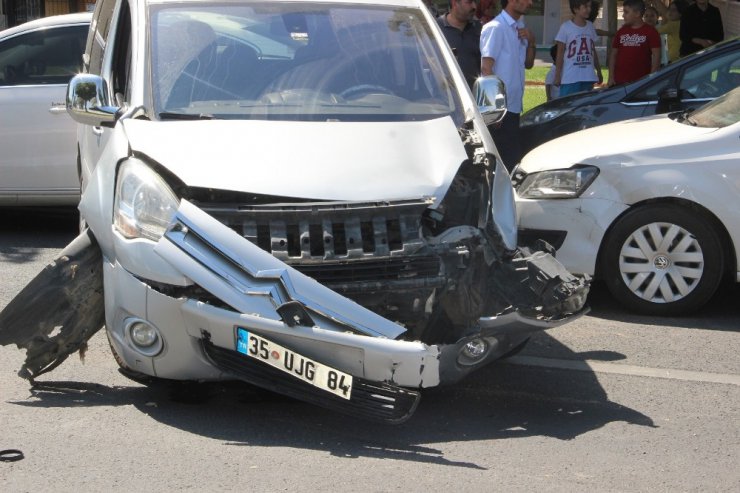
[0,0,588,423]
[0,13,91,206]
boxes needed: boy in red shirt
[607,0,660,86]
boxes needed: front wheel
[601,205,724,315]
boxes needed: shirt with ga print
[555,20,599,84]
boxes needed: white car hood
[520,114,719,172]
[122,117,468,203]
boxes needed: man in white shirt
[480,0,536,171]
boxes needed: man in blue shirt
[480,0,536,171]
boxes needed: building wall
[45,0,73,15]
[716,0,740,38]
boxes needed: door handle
[49,102,67,114]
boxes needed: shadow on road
[11,334,655,470]
[0,207,78,262]
[3,207,657,468]
[586,280,740,332]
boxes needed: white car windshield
[150,2,463,123]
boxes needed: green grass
[523,66,610,113]
[523,84,548,114]
[527,66,552,83]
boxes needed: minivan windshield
[150,2,463,123]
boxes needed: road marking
[506,355,740,386]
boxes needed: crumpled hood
[122,117,468,203]
[520,114,719,172]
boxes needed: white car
[0,13,91,206]
[515,87,740,315]
[0,0,589,423]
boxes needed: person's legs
[487,111,522,172]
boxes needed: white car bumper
[516,196,628,276]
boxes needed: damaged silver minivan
[0,0,589,423]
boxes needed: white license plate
[236,328,353,400]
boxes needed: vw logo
[653,255,670,270]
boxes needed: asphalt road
[1,207,738,492]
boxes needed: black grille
[511,167,527,189]
[198,200,444,288]
[517,228,567,251]
[200,200,429,261]
[294,256,441,284]
[201,337,421,424]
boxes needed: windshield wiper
[684,111,698,126]
[675,109,697,126]
[158,112,215,120]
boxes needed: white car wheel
[602,205,724,315]
[619,222,704,303]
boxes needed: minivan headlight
[517,165,599,199]
[114,159,179,241]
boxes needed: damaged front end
[0,141,588,423]
[0,125,588,424]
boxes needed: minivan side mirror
[66,74,119,127]
[473,75,507,125]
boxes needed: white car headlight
[114,159,179,241]
[517,165,599,199]
[521,106,574,127]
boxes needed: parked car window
[627,73,675,102]
[150,3,463,123]
[627,48,740,104]
[0,25,87,86]
[679,50,740,100]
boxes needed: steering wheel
[339,84,395,99]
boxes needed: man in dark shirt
[679,0,724,57]
[437,0,482,89]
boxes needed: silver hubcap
[619,222,704,304]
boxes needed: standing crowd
[433,0,725,170]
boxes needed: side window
[0,25,88,87]
[678,50,740,100]
[626,74,675,103]
[88,0,118,75]
[110,1,132,103]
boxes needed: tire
[601,204,724,316]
